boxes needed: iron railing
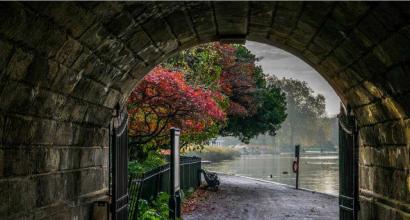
[128,156,202,219]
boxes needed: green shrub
[137,192,170,220]
[128,151,166,177]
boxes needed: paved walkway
[183,174,338,220]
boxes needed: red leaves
[128,66,226,142]
[217,46,258,117]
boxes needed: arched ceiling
[1,2,409,129]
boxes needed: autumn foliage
[128,43,287,158]
[128,66,226,153]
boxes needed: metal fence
[128,156,202,219]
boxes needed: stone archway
[0,2,408,219]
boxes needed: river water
[204,153,339,195]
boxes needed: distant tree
[267,76,326,147]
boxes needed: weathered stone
[300,2,334,28]
[137,44,163,64]
[385,64,410,95]
[142,18,178,53]
[51,64,83,94]
[355,102,387,126]
[58,148,80,171]
[372,3,407,33]
[302,50,322,65]
[361,52,388,76]
[71,48,93,73]
[73,125,109,147]
[373,33,410,67]
[187,2,216,39]
[360,145,410,171]
[2,116,36,145]
[79,24,110,50]
[338,70,360,90]
[105,12,134,38]
[32,147,60,174]
[346,84,374,107]
[274,2,303,31]
[103,89,122,109]
[127,27,152,53]
[320,56,345,77]
[111,72,136,94]
[1,2,410,219]
[4,147,31,176]
[12,177,36,214]
[249,1,274,27]
[55,38,84,67]
[285,38,306,51]
[79,168,97,195]
[6,48,34,81]
[84,2,123,22]
[0,180,8,215]
[34,174,57,207]
[307,42,329,60]
[313,18,348,52]
[72,78,108,105]
[80,148,103,168]
[30,90,65,121]
[214,2,249,35]
[357,13,388,46]
[95,38,124,64]
[81,106,112,127]
[362,81,386,100]
[38,2,96,38]
[290,21,316,45]
[84,59,116,86]
[164,9,196,44]
[0,3,28,39]
[0,39,13,80]
[1,4,68,58]
[331,2,370,29]
[113,47,137,73]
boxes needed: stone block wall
[0,2,409,219]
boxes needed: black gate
[338,104,359,220]
[111,105,129,220]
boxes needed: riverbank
[203,153,339,195]
[183,174,338,220]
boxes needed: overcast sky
[245,41,340,116]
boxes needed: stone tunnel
[0,2,409,219]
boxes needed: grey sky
[245,41,340,116]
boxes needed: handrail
[129,158,202,182]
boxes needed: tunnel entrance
[123,40,353,220]
[0,2,409,220]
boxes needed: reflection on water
[204,153,339,195]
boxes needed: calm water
[204,153,339,195]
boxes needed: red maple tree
[127,66,226,151]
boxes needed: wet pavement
[183,174,338,220]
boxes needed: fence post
[169,128,181,219]
[293,145,300,189]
